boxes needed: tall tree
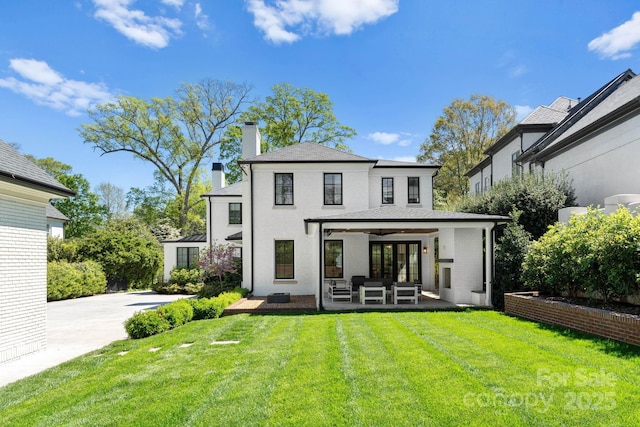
[95,182,127,220]
[220,83,356,183]
[418,94,516,206]
[79,79,252,231]
[26,156,106,238]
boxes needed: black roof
[0,140,74,197]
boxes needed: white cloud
[509,65,528,78]
[588,11,640,60]
[0,58,114,116]
[195,3,210,31]
[515,105,534,122]
[246,0,399,44]
[368,131,414,147]
[161,0,184,8]
[92,0,183,49]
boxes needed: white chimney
[212,162,225,191]
[241,122,261,159]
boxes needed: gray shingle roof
[202,181,242,197]
[226,231,242,241]
[374,159,439,168]
[520,105,569,125]
[240,142,374,163]
[0,140,74,197]
[306,206,510,222]
[46,203,68,221]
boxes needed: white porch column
[485,226,493,307]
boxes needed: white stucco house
[0,141,74,364]
[468,69,640,209]
[189,122,509,309]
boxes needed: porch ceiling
[327,228,438,236]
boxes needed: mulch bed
[540,295,640,317]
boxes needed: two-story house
[468,69,640,209]
[234,123,508,308]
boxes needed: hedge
[47,260,107,301]
[125,288,248,339]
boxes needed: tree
[220,83,356,183]
[95,182,127,220]
[418,94,516,206]
[198,242,239,296]
[26,156,106,238]
[79,79,252,231]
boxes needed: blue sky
[1,1,640,192]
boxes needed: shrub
[157,300,194,328]
[47,236,80,262]
[154,268,204,295]
[78,218,162,290]
[188,298,225,320]
[125,311,171,339]
[47,260,107,301]
[523,207,640,302]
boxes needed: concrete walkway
[0,291,189,388]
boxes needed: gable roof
[518,69,636,163]
[202,181,242,197]
[46,203,68,221]
[0,140,74,197]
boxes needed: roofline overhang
[0,173,75,198]
[522,97,640,163]
[304,216,511,225]
[372,164,441,169]
[465,156,492,178]
[238,159,376,165]
[484,123,555,156]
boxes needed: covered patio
[304,206,510,310]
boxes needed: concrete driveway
[0,291,189,387]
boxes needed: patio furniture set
[328,276,421,305]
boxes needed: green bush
[154,268,204,295]
[187,298,225,320]
[125,311,171,339]
[157,300,194,328]
[47,236,80,262]
[198,262,243,298]
[47,260,107,301]
[78,218,162,290]
[523,207,640,302]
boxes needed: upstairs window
[275,173,294,205]
[382,177,394,204]
[229,202,242,224]
[275,240,294,279]
[177,247,199,269]
[324,173,343,205]
[408,177,420,204]
[512,151,523,177]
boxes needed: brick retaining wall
[504,292,640,347]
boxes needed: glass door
[370,241,421,282]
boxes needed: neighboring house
[46,203,68,239]
[161,234,207,281]
[468,69,640,208]
[0,141,74,364]
[231,123,508,308]
[467,96,575,195]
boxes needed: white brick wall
[0,195,48,363]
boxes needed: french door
[369,241,421,283]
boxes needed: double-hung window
[408,177,420,204]
[275,173,294,205]
[275,240,294,279]
[512,151,522,177]
[229,202,242,224]
[177,247,199,269]
[382,177,394,204]
[324,173,342,205]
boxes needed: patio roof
[305,206,510,224]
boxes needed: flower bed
[504,291,640,346]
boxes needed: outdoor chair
[329,280,352,302]
[359,282,386,304]
[350,275,366,292]
[393,282,420,304]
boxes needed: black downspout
[208,196,213,249]
[250,164,255,294]
[489,154,494,186]
[318,221,324,310]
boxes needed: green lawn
[1,310,639,426]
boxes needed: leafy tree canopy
[220,82,356,183]
[418,94,516,206]
[79,79,252,230]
